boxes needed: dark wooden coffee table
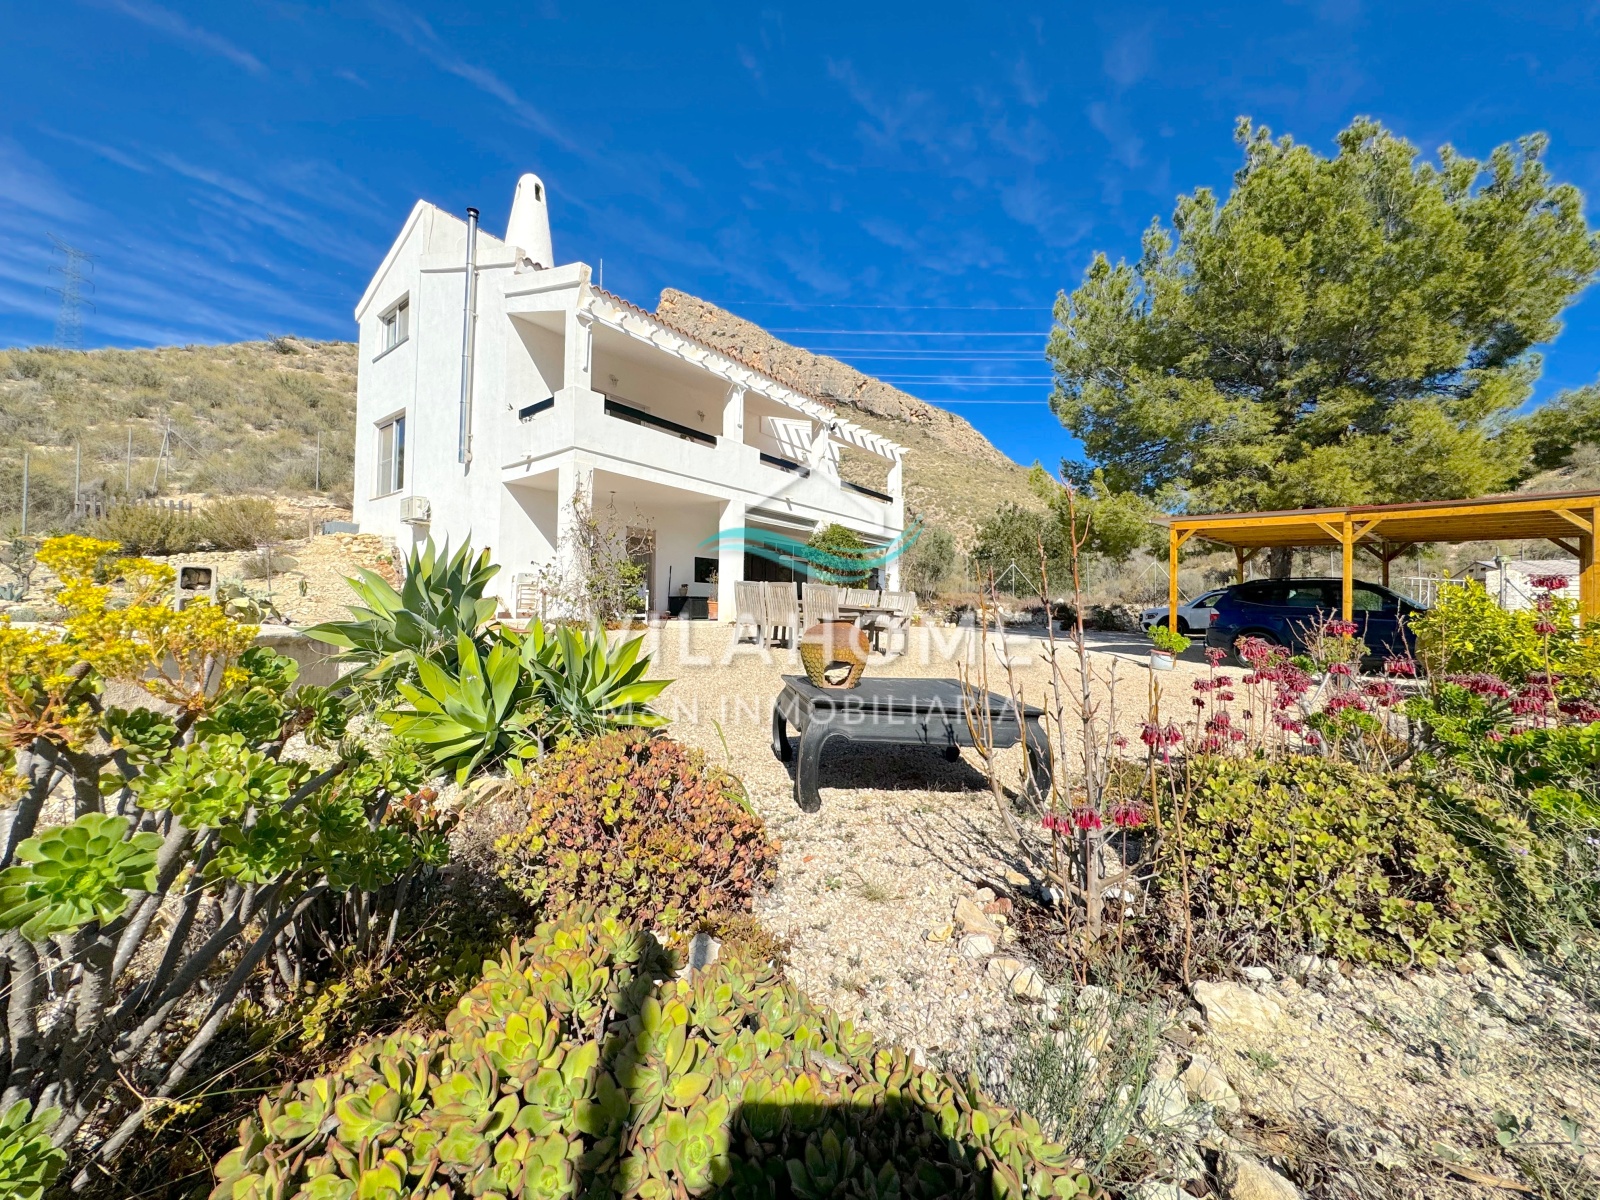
[770,675,1051,812]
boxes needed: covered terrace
[1162,489,1600,623]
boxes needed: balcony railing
[843,480,894,503]
[759,452,810,477]
[603,397,717,447]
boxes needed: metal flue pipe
[458,206,479,466]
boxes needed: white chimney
[504,173,553,269]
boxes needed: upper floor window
[378,297,409,354]
[375,413,406,496]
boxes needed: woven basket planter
[798,620,870,689]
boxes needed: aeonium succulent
[0,813,161,940]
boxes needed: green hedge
[212,906,1091,1200]
[1169,757,1504,966]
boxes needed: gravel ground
[644,620,1210,1058]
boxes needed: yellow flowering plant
[0,536,452,1171]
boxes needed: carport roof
[1159,489,1600,551]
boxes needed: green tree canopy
[1048,117,1600,514]
[1521,379,1600,471]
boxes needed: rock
[1126,1184,1185,1200]
[1008,965,1045,1000]
[986,956,1028,987]
[1180,1053,1241,1114]
[1003,868,1031,889]
[1289,954,1322,981]
[1219,1151,1302,1200]
[1137,1077,1191,1130]
[687,932,721,973]
[925,923,953,943]
[1490,944,1529,979]
[1237,966,1274,984]
[1191,981,1284,1036]
[954,897,1001,937]
[1460,950,1489,972]
[959,934,995,958]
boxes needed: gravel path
[645,620,1209,1058]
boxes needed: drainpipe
[458,206,479,466]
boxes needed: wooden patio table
[770,674,1051,812]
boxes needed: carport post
[1340,518,1354,621]
[1582,507,1599,621]
[1168,525,1181,631]
[1234,547,1246,583]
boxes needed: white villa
[351,173,907,620]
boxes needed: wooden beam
[1550,537,1580,558]
[1169,526,1181,631]
[1555,508,1595,536]
[1583,507,1600,621]
[1341,517,1354,621]
[1234,546,1247,584]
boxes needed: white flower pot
[1150,649,1176,671]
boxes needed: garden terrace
[1160,487,1600,623]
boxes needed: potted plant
[1149,622,1190,671]
[706,568,719,621]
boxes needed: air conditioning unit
[400,495,431,524]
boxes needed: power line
[728,300,1053,311]
[48,234,96,350]
[772,328,1049,337]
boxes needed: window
[378,297,409,353]
[375,414,405,496]
[1352,585,1394,613]
[1283,582,1336,609]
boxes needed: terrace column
[565,310,593,394]
[718,498,744,622]
[722,385,745,443]
[887,456,905,591]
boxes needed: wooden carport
[1162,489,1600,624]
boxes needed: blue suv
[1204,578,1424,666]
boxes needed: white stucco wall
[352,198,906,615]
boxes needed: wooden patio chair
[864,590,916,657]
[763,581,801,646]
[732,581,766,646]
[801,582,841,631]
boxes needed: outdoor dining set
[731,581,917,656]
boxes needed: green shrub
[497,732,778,939]
[1166,757,1503,966]
[211,906,1093,1200]
[197,496,285,550]
[88,501,206,555]
[806,521,874,586]
[1411,580,1600,693]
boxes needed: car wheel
[1176,618,1191,636]
[1230,630,1278,667]
[1151,616,1170,630]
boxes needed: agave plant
[523,621,670,738]
[307,538,500,695]
[0,813,162,940]
[0,1101,65,1200]
[383,630,544,782]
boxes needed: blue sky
[2,2,1599,472]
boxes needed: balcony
[602,397,716,447]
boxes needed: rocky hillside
[657,290,1039,545]
[0,339,356,526]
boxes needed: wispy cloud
[1011,55,1049,108]
[95,0,266,74]
[368,0,581,155]
[1087,101,1145,169]
[1102,21,1154,90]
[38,126,152,174]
